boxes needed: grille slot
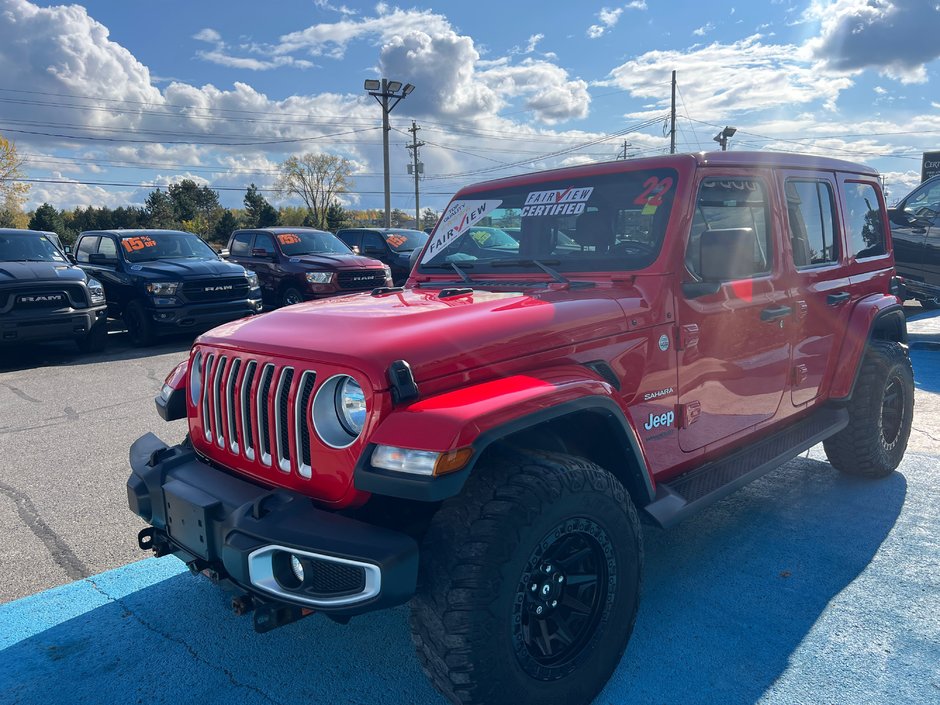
[213,356,228,448]
[226,358,242,453]
[240,360,257,460]
[201,354,215,442]
[256,364,275,466]
[295,371,317,478]
[181,278,250,303]
[274,368,295,473]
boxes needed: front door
[676,173,791,452]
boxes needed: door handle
[760,305,793,322]
[827,292,851,306]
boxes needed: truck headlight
[312,374,367,448]
[87,277,106,304]
[246,271,260,289]
[305,272,333,284]
[147,281,179,295]
[383,265,393,285]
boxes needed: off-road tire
[76,318,108,353]
[279,286,304,307]
[124,300,156,347]
[410,450,642,705]
[824,341,914,478]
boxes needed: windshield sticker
[521,186,594,217]
[386,234,407,248]
[422,199,502,263]
[121,235,156,253]
[633,177,674,212]
[277,233,301,245]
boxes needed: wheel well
[871,309,907,344]
[478,409,653,508]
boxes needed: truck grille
[182,278,250,303]
[7,284,87,310]
[198,353,328,480]
[337,270,386,290]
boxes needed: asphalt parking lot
[1,309,938,704]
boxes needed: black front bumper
[147,296,263,331]
[0,305,106,344]
[127,433,418,617]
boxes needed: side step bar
[644,405,849,528]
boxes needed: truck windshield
[276,231,352,256]
[419,168,678,275]
[0,233,68,263]
[120,232,218,262]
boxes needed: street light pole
[365,78,415,228]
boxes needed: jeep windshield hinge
[388,359,420,404]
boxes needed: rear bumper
[0,305,106,344]
[127,433,419,617]
[148,296,263,331]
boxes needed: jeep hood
[0,261,87,285]
[127,258,246,279]
[199,286,638,389]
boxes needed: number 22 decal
[633,176,674,207]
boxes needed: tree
[325,200,349,231]
[390,208,411,227]
[29,203,65,235]
[243,183,279,228]
[421,207,438,230]
[145,189,176,229]
[275,153,354,229]
[214,210,239,244]
[167,180,220,235]
[0,134,29,216]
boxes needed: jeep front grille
[197,353,343,481]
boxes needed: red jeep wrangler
[129,152,913,705]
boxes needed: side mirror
[699,228,763,282]
[63,245,73,255]
[88,253,118,266]
[251,248,275,259]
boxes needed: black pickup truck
[74,229,262,345]
[0,228,108,352]
[889,175,940,307]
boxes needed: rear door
[676,172,791,452]
[778,171,851,406]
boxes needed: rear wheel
[124,300,156,347]
[279,286,304,307]
[410,450,642,705]
[824,341,914,478]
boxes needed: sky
[1,0,939,214]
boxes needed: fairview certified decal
[421,199,502,264]
[521,187,594,217]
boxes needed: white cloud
[806,0,940,83]
[626,1,647,9]
[587,7,624,39]
[693,21,716,36]
[525,33,543,54]
[193,28,221,43]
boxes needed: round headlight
[336,377,366,435]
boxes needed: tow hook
[137,527,173,557]
[253,602,315,634]
[232,594,255,616]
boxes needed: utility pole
[364,79,415,227]
[406,121,425,229]
[670,70,677,155]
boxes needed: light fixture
[386,80,403,93]
[402,83,415,95]
[363,79,380,91]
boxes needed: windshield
[419,168,678,274]
[121,232,218,262]
[276,231,351,256]
[0,232,68,263]
[383,229,429,252]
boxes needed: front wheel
[279,286,304,307]
[123,300,156,347]
[410,450,642,705]
[824,341,914,478]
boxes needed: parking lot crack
[0,479,88,581]
[912,425,940,443]
[0,382,41,403]
[85,579,286,705]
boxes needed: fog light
[290,554,305,582]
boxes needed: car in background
[0,228,108,352]
[888,175,940,307]
[335,227,428,285]
[74,229,262,346]
[226,227,391,307]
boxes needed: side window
[76,236,99,263]
[230,233,253,256]
[336,231,360,250]
[254,232,276,254]
[786,180,839,268]
[362,232,385,253]
[96,236,118,259]
[686,177,772,279]
[902,181,940,221]
[842,182,885,260]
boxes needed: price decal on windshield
[386,234,407,248]
[121,236,156,252]
[277,233,301,245]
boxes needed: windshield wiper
[491,258,568,283]
[4,258,55,263]
[423,261,475,284]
